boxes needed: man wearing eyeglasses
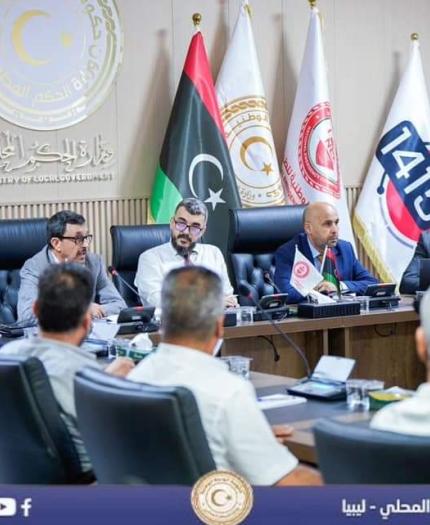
[135,198,238,308]
[17,210,126,322]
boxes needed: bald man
[274,202,378,303]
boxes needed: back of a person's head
[161,266,224,342]
[36,263,94,333]
[47,210,85,244]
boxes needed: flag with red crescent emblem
[281,6,355,248]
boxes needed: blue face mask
[212,338,224,357]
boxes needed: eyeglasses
[174,220,204,237]
[59,234,93,246]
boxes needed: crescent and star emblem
[188,153,226,211]
[11,10,73,67]
[239,136,274,175]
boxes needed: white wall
[1,0,430,204]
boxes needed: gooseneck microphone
[238,283,311,377]
[108,266,142,302]
[263,271,283,294]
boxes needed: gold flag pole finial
[411,32,419,41]
[192,13,202,27]
[244,2,252,17]
[308,0,317,8]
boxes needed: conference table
[251,371,372,465]
[221,297,423,390]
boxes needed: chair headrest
[75,366,193,401]
[228,205,306,253]
[0,218,48,269]
[110,224,171,270]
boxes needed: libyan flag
[322,247,340,295]
[150,30,240,253]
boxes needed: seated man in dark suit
[274,202,378,303]
[399,231,430,294]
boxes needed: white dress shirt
[371,383,430,436]
[134,241,234,307]
[127,342,298,485]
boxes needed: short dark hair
[36,263,94,333]
[174,198,208,221]
[47,210,86,246]
[161,266,224,341]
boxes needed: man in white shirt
[371,291,430,436]
[134,198,237,308]
[128,265,321,485]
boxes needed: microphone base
[253,306,294,322]
[297,301,361,319]
[117,321,159,335]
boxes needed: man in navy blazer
[274,202,378,303]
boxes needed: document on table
[258,394,307,410]
[90,319,119,340]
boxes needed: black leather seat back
[228,205,306,304]
[314,418,430,483]
[0,218,48,322]
[74,367,216,484]
[110,224,171,306]
[0,356,83,483]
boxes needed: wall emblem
[0,0,123,130]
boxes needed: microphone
[263,271,283,294]
[107,265,142,303]
[238,283,311,377]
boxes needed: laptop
[419,259,430,291]
[287,355,356,401]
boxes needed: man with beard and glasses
[18,210,126,323]
[134,198,237,308]
[274,201,377,304]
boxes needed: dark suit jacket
[274,233,378,303]
[400,231,430,293]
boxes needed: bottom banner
[2,486,430,524]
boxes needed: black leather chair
[228,205,306,305]
[74,367,216,484]
[110,224,170,306]
[0,356,89,484]
[0,218,48,323]
[314,418,430,483]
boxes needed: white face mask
[212,338,224,357]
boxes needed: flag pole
[320,244,328,272]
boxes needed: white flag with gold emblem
[216,0,285,207]
[281,6,355,247]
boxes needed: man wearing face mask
[274,201,378,303]
[2,263,134,475]
[128,266,321,485]
[17,210,126,323]
[134,197,237,308]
